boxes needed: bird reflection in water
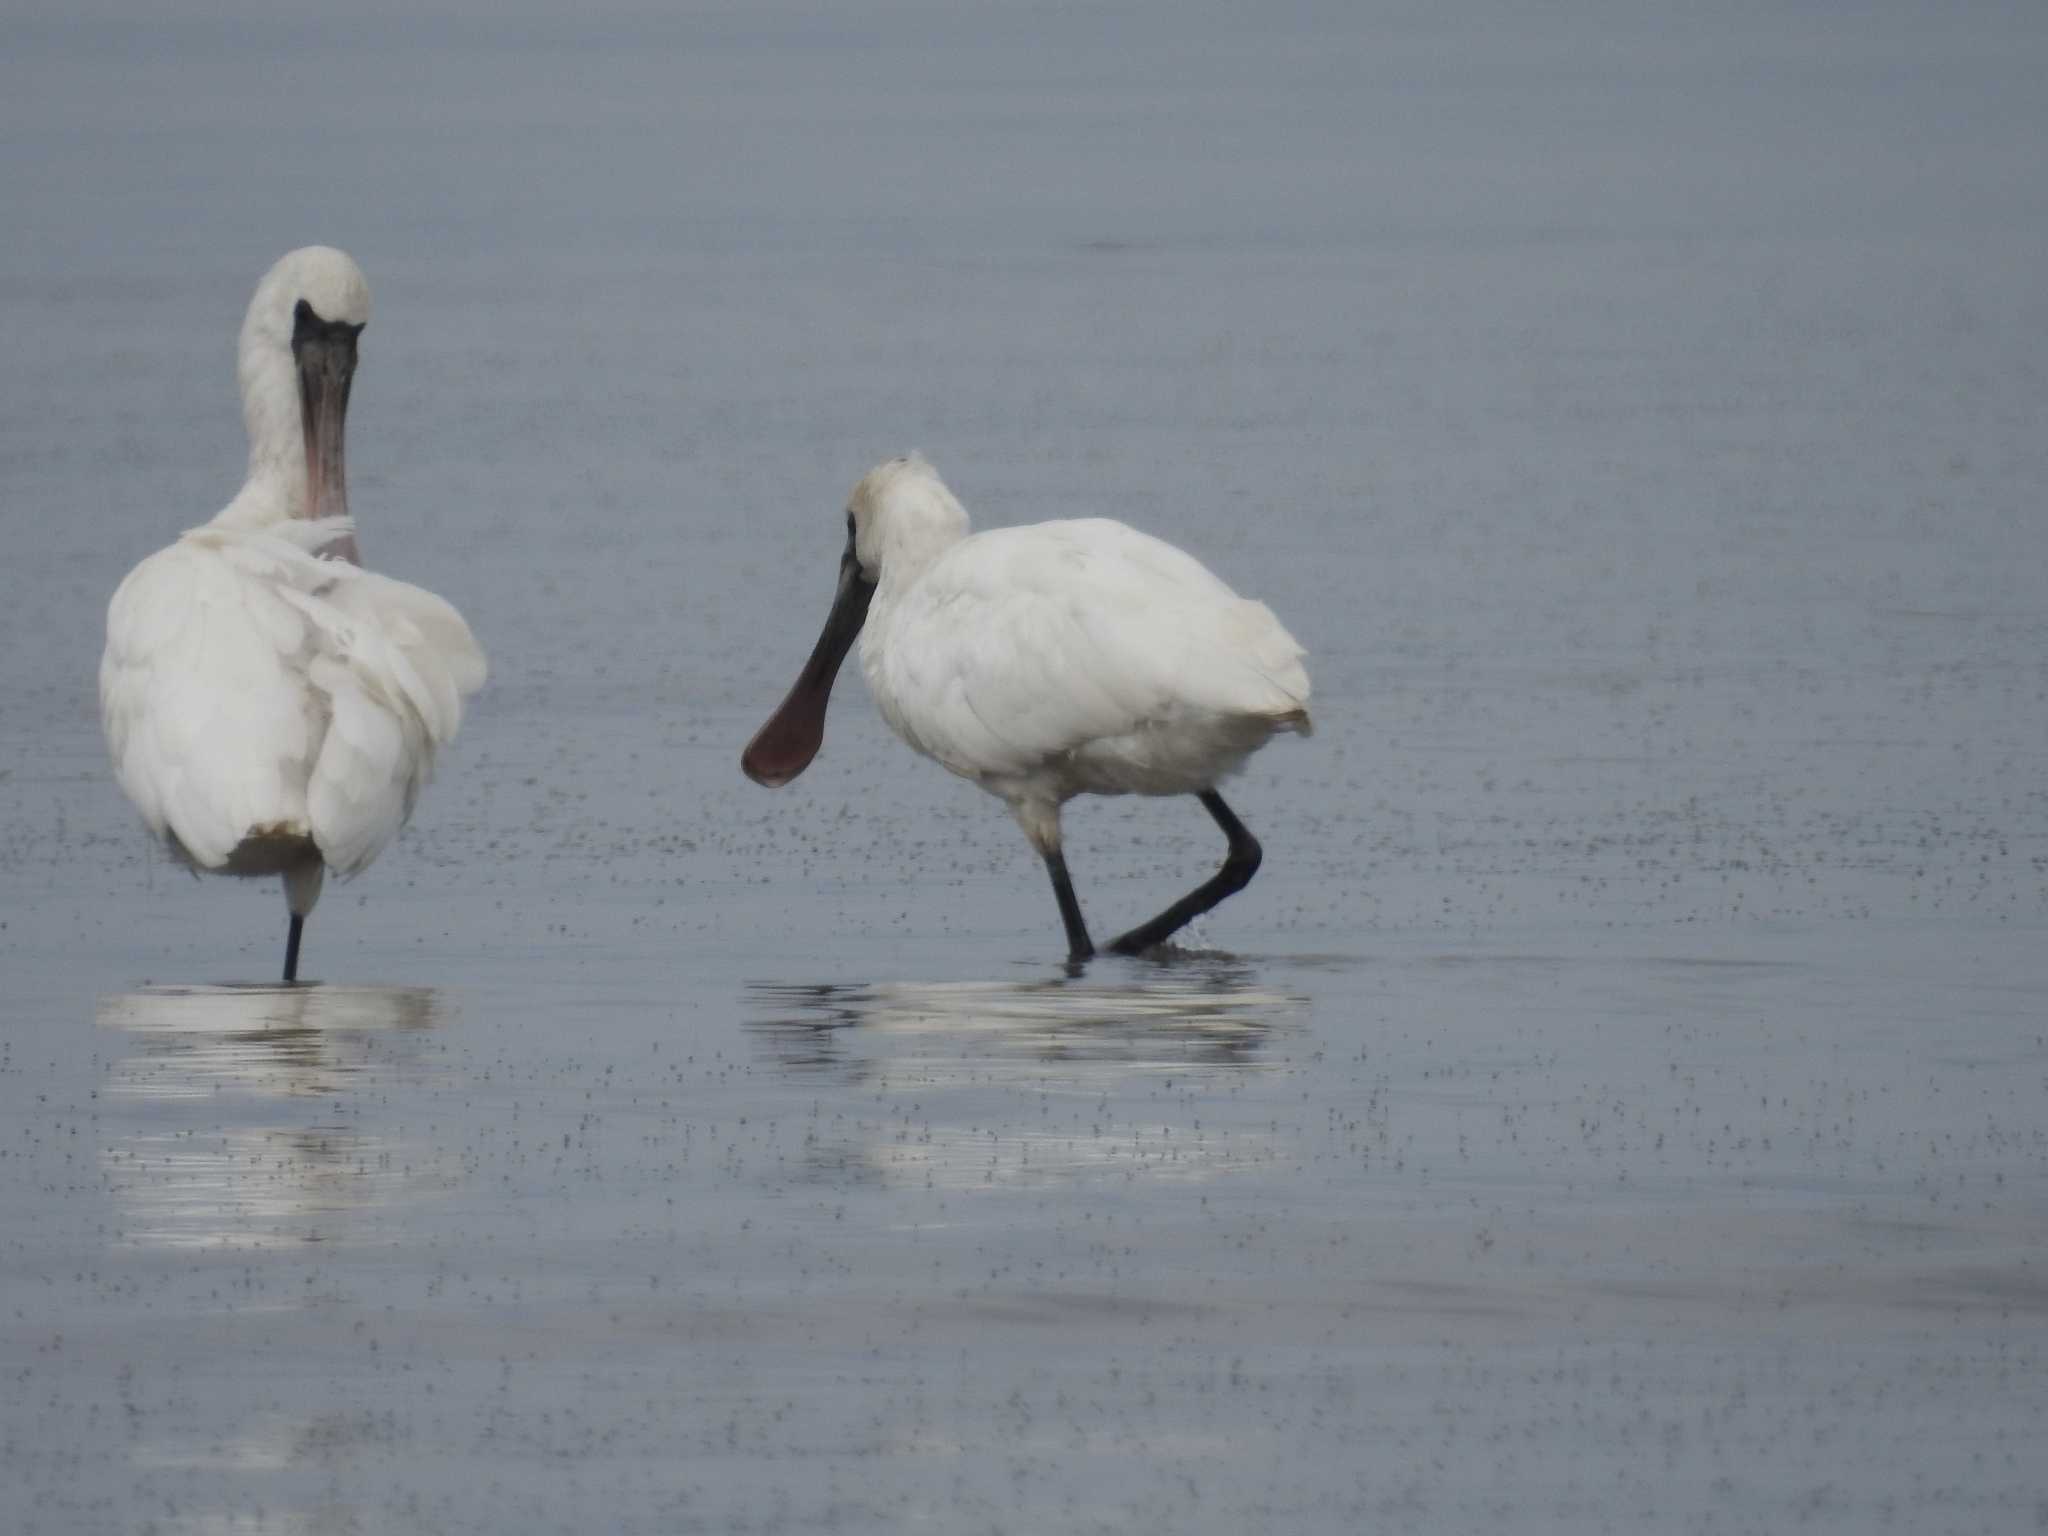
[743,958,1299,1081]
[743,962,1305,1191]
[96,985,444,1250]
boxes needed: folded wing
[101,518,486,875]
[868,519,1308,784]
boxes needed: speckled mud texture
[4,3,2047,1533]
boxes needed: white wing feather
[866,520,1308,788]
[101,518,486,876]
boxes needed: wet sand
[4,2,2048,1531]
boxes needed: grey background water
[4,2,2047,1531]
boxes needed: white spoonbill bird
[100,247,486,982]
[742,455,1311,961]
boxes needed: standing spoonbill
[741,455,1310,961]
[100,246,486,982]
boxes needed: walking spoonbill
[100,247,486,982]
[741,455,1310,961]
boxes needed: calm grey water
[4,3,2047,1532]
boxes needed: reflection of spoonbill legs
[742,455,1311,961]
[100,248,486,981]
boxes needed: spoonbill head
[100,247,485,982]
[233,245,371,558]
[742,455,1310,962]
[740,456,965,787]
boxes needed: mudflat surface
[4,3,2047,1532]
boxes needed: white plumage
[742,455,1309,960]
[867,515,1309,800]
[100,247,485,980]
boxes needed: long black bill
[741,535,876,786]
[292,298,362,564]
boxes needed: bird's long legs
[1042,850,1095,962]
[283,914,305,984]
[281,858,323,986]
[1106,791,1263,956]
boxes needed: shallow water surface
[5,1,2048,1531]
[7,927,2042,1532]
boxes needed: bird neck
[213,337,308,530]
[873,509,967,607]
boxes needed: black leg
[1106,791,1263,956]
[283,914,304,984]
[1043,849,1096,962]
